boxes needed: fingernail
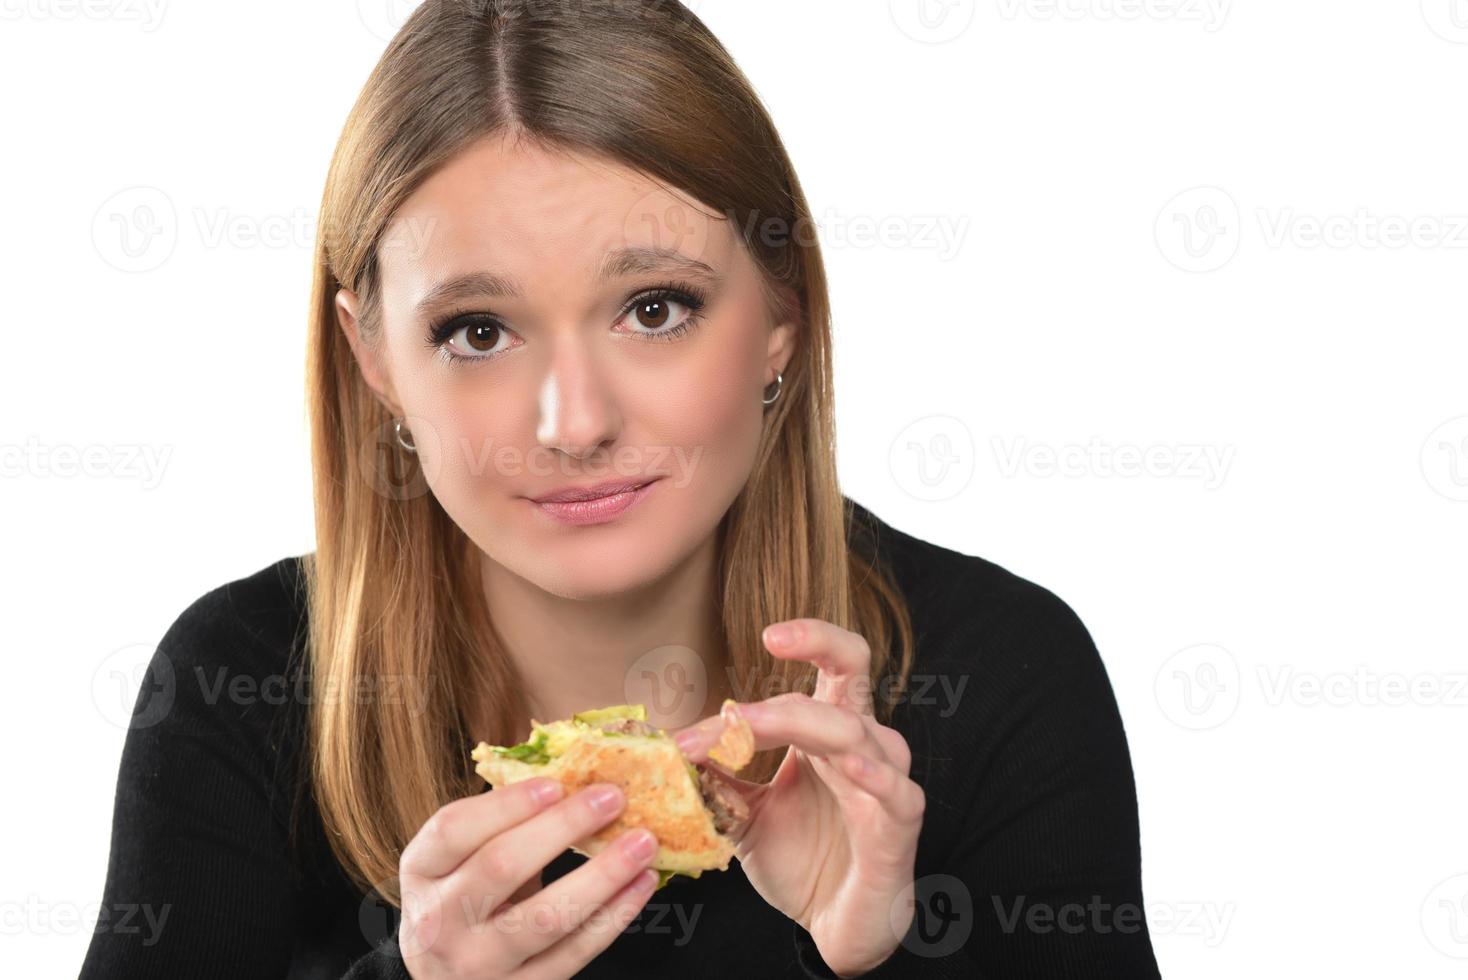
[676,716,725,753]
[530,779,563,804]
[586,784,622,813]
[674,728,701,753]
[734,700,763,721]
[622,828,657,861]
[764,624,796,649]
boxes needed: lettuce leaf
[653,867,703,891]
[491,730,551,765]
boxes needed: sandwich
[470,700,754,890]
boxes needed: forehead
[377,133,739,304]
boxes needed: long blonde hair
[303,0,914,903]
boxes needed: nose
[534,340,622,460]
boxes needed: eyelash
[423,281,710,368]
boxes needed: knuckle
[876,725,912,766]
[835,709,866,745]
[420,806,457,847]
[891,745,913,774]
[402,892,435,928]
[476,840,519,883]
[402,808,452,872]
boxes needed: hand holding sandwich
[444,619,921,978]
[674,619,925,978]
[393,775,661,979]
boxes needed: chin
[527,543,672,601]
[493,510,674,596]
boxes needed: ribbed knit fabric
[79,498,1160,979]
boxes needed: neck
[479,532,733,734]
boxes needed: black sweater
[79,500,1161,979]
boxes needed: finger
[439,782,628,923]
[492,826,660,962]
[675,698,899,772]
[515,868,660,980]
[861,714,911,774]
[671,706,740,764]
[734,694,884,761]
[832,751,927,826]
[762,619,875,713]
[400,777,566,878]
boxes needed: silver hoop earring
[762,371,784,406]
[393,418,417,454]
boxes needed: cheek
[388,356,529,492]
[433,389,534,489]
[639,313,766,473]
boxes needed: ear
[335,287,402,417]
[765,288,800,382]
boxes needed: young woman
[81,2,1161,977]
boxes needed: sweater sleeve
[787,584,1162,979]
[76,587,412,980]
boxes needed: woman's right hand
[395,777,660,979]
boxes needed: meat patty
[697,764,749,835]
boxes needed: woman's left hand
[672,619,925,978]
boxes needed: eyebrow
[411,246,724,317]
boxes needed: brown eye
[465,321,500,352]
[435,315,517,363]
[620,289,704,339]
[634,298,671,331]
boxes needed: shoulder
[134,554,314,763]
[845,496,1102,682]
[157,554,310,680]
[845,498,1139,842]
[163,554,309,648]
[104,554,343,907]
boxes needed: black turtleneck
[79,499,1161,979]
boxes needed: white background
[3,1,1466,977]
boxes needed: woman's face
[336,133,795,600]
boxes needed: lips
[529,479,661,527]
[531,479,657,504]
